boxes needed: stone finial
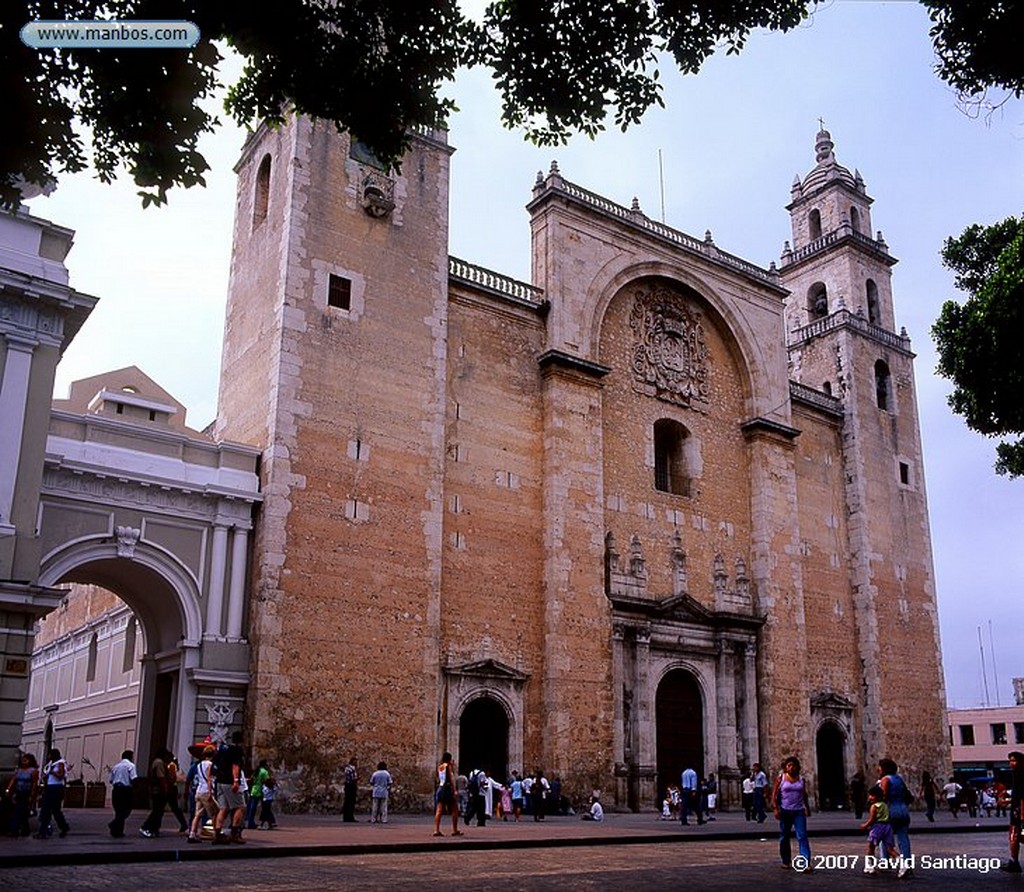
[631,197,641,212]
[815,127,836,165]
[704,229,714,244]
[549,160,560,176]
[629,534,646,578]
[535,169,544,185]
[671,530,687,595]
[713,552,727,597]
[791,174,803,198]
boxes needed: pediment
[609,591,763,630]
[811,691,856,712]
[445,658,529,683]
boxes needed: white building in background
[21,585,140,778]
[947,678,1024,782]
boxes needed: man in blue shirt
[680,766,703,825]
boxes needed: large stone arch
[589,260,783,419]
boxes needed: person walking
[246,759,271,830]
[999,751,1024,873]
[139,748,174,838]
[752,762,768,823]
[5,753,39,837]
[680,765,703,825]
[342,756,359,822]
[878,757,913,878]
[741,771,755,821]
[433,752,462,837]
[850,771,867,819]
[920,770,939,823]
[34,748,70,839]
[187,744,217,842]
[212,731,247,844]
[107,750,137,838]
[771,756,812,870]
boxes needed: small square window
[328,274,352,311]
[992,723,1007,745]
[1014,722,1024,744]
[959,724,975,746]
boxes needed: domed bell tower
[780,128,946,773]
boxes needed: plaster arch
[587,259,779,417]
[37,538,205,763]
[39,538,203,648]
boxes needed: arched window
[822,381,832,396]
[253,154,271,227]
[850,206,861,233]
[808,282,829,319]
[122,616,137,674]
[874,360,892,410]
[866,279,880,325]
[86,632,98,682]
[654,419,690,497]
[809,208,822,241]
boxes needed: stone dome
[799,129,859,194]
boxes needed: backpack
[468,771,480,796]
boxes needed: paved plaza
[1,806,1016,889]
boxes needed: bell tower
[780,129,947,773]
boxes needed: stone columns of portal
[0,337,35,531]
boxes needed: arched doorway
[459,696,509,781]
[816,722,847,810]
[656,668,704,807]
[37,543,202,766]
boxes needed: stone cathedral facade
[215,118,947,810]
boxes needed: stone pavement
[0,806,1003,869]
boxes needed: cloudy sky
[26,1,1023,708]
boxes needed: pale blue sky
[27,1,1023,707]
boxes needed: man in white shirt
[581,796,604,821]
[108,750,138,837]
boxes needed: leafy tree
[2,0,813,207]
[921,1,1024,105]
[5,1,1022,208]
[932,216,1024,477]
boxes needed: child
[861,784,897,873]
[259,776,277,829]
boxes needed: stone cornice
[537,349,611,380]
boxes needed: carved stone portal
[629,286,710,411]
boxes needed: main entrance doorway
[459,696,509,781]
[655,669,704,807]
[816,721,847,810]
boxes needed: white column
[0,337,35,530]
[205,523,229,638]
[742,642,760,768]
[225,526,249,639]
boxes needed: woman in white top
[188,745,218,842]
[35,748,70,838]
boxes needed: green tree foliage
[1,0,814,207]
[932,216,1024,477]
[921,1,1024,102]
